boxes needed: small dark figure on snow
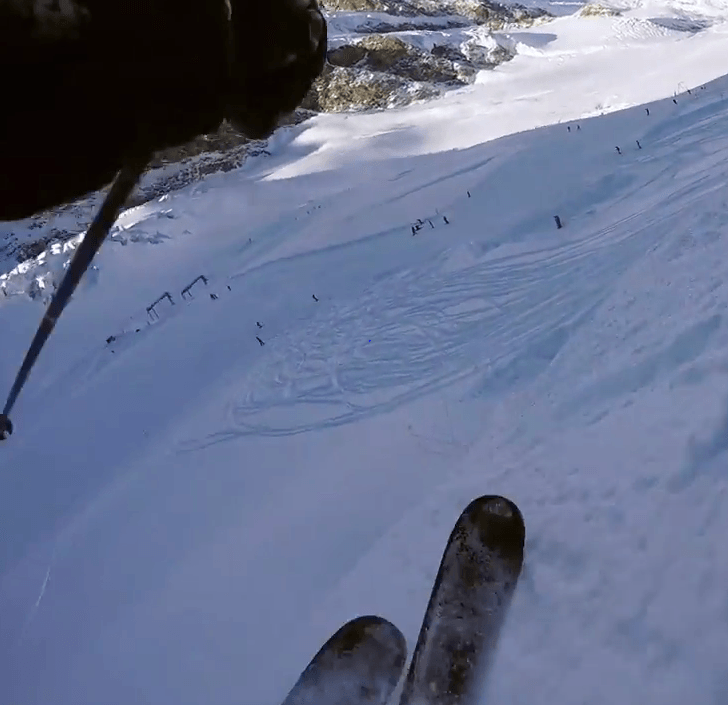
[467,191,471,198]
[428,220,434,229]
[106,335,116,344]
[615,146,622,155]
[577,125,581,131]
[567,126,571,132]
[256,336,265,346]
[673,98,678,104]
[554,215,563,229]
[645,107,650,115]
[312,294,319,302]
[227,285,231,291]
[411,225,416,236]
[210,293,218,300]
[257,321,263,329]
[443,216,449,225]
[636,140,642,149]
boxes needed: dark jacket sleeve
[0,0,327,221]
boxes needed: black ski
[281,615,407,705]
[399,495,525,705]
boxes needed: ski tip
[348,615,397,628]
[463,495,526,558]
[282,615,407,705]
[464,494,523,521]
[332,615,406,656]
[0,414,13,441]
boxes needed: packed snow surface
[2,1,728,703]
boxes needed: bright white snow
[2,1,728,703]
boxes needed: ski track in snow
[4,4,728,705]
[181,90,728,446]
[16,545,56,647]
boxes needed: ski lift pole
[0,156,148,441]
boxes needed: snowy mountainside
[8,0,728,269]
[3,4,728,704]
[3,68,728,704]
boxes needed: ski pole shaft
[1,156,147,437]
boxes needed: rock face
[320,0,550,27]
[579,3,621,16]
[307,0,550,113]
[304,34,469,112]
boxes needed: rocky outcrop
[320,0,550,29]
[579,3,622,16]
[302,64,444,112]
[308,0,547,115]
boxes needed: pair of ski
[282,495,525,705]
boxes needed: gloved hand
[226,0,327,140]
[0,0,327,221]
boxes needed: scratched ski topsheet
[399,495,525,705]
[282,615,407,705]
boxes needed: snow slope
[3,2,728,704]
